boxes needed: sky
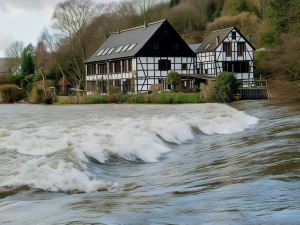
[0,0,122,57]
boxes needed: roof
[0,58,20,74]
[196,27,256,53]
[189,43,202,53]
[85,20,167,63]
[0,58,11,73]
[196,27,234,53]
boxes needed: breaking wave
[0,104,257,194]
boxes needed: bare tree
[4,41,24,68]
[52,0,96,89]
[5,41,24,59]
[134,0,157,24]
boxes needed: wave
[0,104,257,194]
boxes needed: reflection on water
[0,101,299,225]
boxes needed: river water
[0,101,299,225]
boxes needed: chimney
[216,36,220,46]
[247,34,253,44]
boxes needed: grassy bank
[56,92,204,104]
[267,80,300,101]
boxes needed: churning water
[0,101,299,225]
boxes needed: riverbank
[55,92,204,104]
[267,79,300,101]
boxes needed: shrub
[151,92,202,104]
[84,96,108,104]
[167,71,181,92]
[200,80,216,102]
[214,72,238,102]
[0,84,20,103]
[0,74,11,85]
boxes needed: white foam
[0,104,258,193]
[1,158,116,193]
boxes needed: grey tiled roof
[85,20,166,63]
[189,43,202,53]
[196,27,233,53]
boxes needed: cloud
[0,33,13,56]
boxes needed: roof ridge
[111,19,166,34]
[211,27,234,33]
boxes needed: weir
[238,79,268,100]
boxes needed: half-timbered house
[192,27,255,85]
[85,19,196,94]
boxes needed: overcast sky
[0,0,122,57]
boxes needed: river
[0,101,299,225]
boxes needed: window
[87,64,96,75]
[97,49,104,56]
[232,32,236,40]
[109,62,114,73]
[182,63,188,70]
[154,43,159,50]
[114,79,121,87]
[114,60,121,73]
[87,81,97,91]
[127,44,136,51]
[101,48,110,55]
[158,59,171,71]
[223,43,232,57]
[223,62,249,73]
[115,46,123,53]
[237,42,246,56]
[107,48,115,54]
[204,43,211,49]
[98,64,107,74]
[121,45,130,52]
[128,59,132,72]
[123,79,132,93]
[100,81,107,93]
[122,59,128,72]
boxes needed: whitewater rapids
[0,104,257,194]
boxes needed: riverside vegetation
[1,0,299,103]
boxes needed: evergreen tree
[170,0,180,7]
[21,44,35,76]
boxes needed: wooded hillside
[4,0,300,100]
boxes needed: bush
[0,75,11,85]
[200,80,216,102]
[167,71,181,92]
[213,72,238,102]
[151,92,202,104]
[0,84,20,103]
[84,96,108,104]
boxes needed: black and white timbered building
[192,27,255,85]
[85,19,196,94]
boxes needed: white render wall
[136,56,194,92]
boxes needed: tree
[21,44,35,76]
[5,41,24,59]
[133,0,157,24]
[213,72,238,102]
[4,41,24,69]
[52,0,96,89]
[170,0,180,7]
[167,71,181,91]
